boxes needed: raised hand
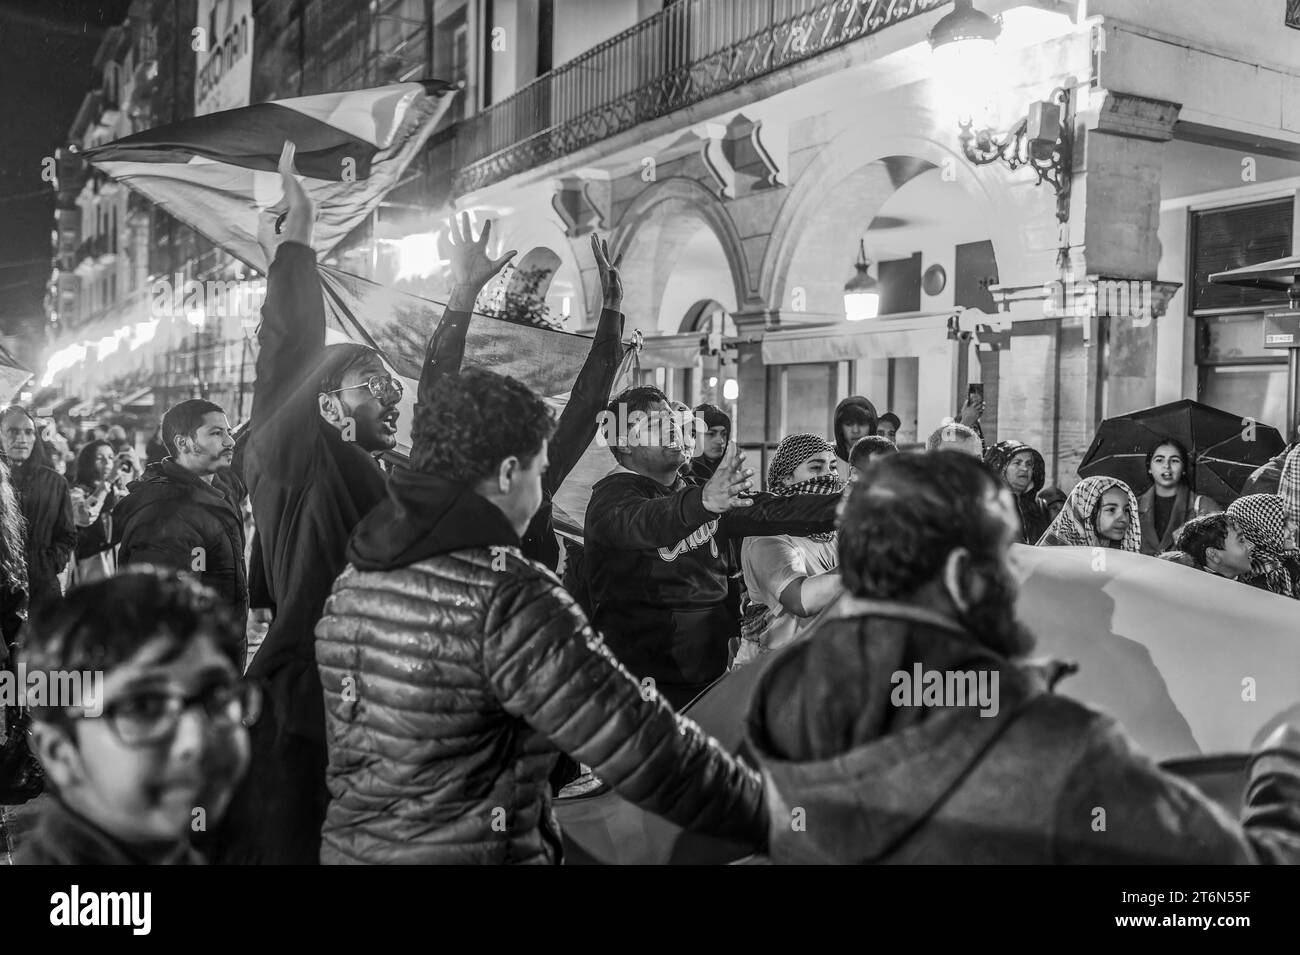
[446,212,516,312]
[701,441,755,514]
[274,141,315,249]
[591,233,623,311]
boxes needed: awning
[67,400,96,418]
[37,396,79,418]
[761,312,955,365]
[637,332,702,370]
[120,387,155,409]
[1209,254,1300,292]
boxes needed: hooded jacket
[584,467,839,706]
[743,599,1300,864]
[314,468,766,864]
[833,395,879,466]
[984,440,1050,545]
[113,459,249,625]
[7,456,75,609]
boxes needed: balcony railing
[450,0,950,195]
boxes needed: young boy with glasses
[14,567,259,865]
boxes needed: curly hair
[410,368,555,481]
[1173,513,1236,569]
[839,451,1003,599]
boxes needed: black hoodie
[348,467,518,570]
[833,396,879,465]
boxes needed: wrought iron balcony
[450,0,951,195]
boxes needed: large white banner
[194,0,254,117]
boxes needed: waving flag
[81,81,457,273]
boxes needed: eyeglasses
[69,681,262,748]
[322,373,403,404]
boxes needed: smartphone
[967,383,985,403]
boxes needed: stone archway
[760,104,1037,318]
[611,177,749,335]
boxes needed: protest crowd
[4,145,1300,868]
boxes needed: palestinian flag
[81,81,457,273]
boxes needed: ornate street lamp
[929,0,1074,223]
[844,239,880,322]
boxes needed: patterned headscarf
[1038,476,1142,552]
[1227,494,1298,597]
[767,433,843,542]
[1279,445,1300,547]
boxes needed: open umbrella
[1077,399,1283,499]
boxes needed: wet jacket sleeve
[584,479,715,549]
[483,573,768,847]
[546,307,625,495]
[416,306,471,409]
[249,241,325,481]
[718,492,839,542]
[48,479,76,572]
[1054,721,1300,864]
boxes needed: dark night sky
[0,0,134,339]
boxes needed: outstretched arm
[248,142,326,480]
[417,213,516,407]
[546,234,626,495]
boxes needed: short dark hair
[849,435,897,470]
[20,566,244,722]
[839,451,1003,599]
[604,386,669,461]
[315,342,380,396]
[1174,513,1237,569]
[1145,436,1192,485]
[162,399,224,456]
[411,367,554,481]
[879,412,902,430]
[926,422,980,452]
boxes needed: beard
[957,560,1036,660]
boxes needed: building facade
[40,0,1300,490]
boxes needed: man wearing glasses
[216,143,516,865]
[15,568,258,865]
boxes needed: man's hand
[701,441,755,514]
[958,393,984,427]
[447,212,516,312]
[273,141,315,249]
[592,233,623,311]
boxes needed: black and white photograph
[0,0,1297,930]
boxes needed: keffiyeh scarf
[767,433,844,543]
[1038,476,1143,552]
[1227,494,1299,598]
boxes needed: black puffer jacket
[114,459,248,626]
[984,440,1050,545]
[315,468,767,865]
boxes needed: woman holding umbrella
[1137,437,1221,556]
